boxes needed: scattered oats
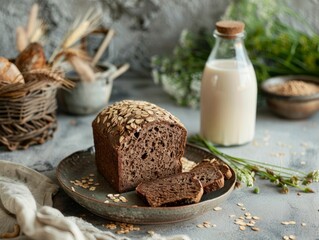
[252,216,260,220]
[89,174,94,177]
[289,235,296,240]
[89,187,96,191]
[241,207,246,211]
[238,222,247,226]
[245,216,252,220]
[107,194,113,198]
[203,221,210,225]
[71,187,75,192]
[212,224,217,227]
[251,227,260,231]
[203,223,211,228]
[281,221,296,225]
[283,236,289,240]
[213,206,222,211]
[104,200,110,203]
[114,194,120,197]
[271,152,286,158]
[301,223,306,226]
[249,220,256,225]
[196,224,204,228]
[229,214,236,218]
[89,178,94,182]
[147,231,155,236]
[239,216,245,220]
[94,183,100,186]
[105,223,117,230]
[113,199,120,203]
[239,226,246,231]
[237,203,244,207]
[246,223,255,227]
[244,212,251,216]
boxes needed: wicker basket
[0,73,72,151]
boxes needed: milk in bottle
[200,21,257,146]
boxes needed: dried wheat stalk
[92,28,115,66]
[15,3,45,52]
[16,27,28,52]
[27,3,39,38]
[22,68,75,88]
[67,55,95,82]
[49,9,101,63]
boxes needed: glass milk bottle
[200,20,257,146]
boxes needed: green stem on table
[188,134,318,193]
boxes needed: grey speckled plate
[56,144,236,224]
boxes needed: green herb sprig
[189,135,319,194]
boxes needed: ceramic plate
[56,144,236,224]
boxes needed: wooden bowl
[260,75,319,119]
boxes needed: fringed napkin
[0,160,190,240]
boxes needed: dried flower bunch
[189,135,319,194]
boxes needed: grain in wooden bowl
[261,75,319,119]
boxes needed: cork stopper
[215,20,245,36]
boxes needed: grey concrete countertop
[1,75,319,240]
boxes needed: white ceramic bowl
[57,62,116,115]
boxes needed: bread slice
[136,172,203,207]
[92,100,187,193]
[200,158,233,179]
[190,162,225,193]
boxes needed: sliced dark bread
[136,172,203,207]
[197,159,233,179]
[190,162,225,193]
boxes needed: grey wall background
[0,0,318,75]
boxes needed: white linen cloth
[0,160,190,240]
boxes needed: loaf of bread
[190,162,224,193]
[92,100,187,193]
[136,172,203,207]
[15,42,46,73]
[0,57,24,84]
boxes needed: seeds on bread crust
[93,100,185,144]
